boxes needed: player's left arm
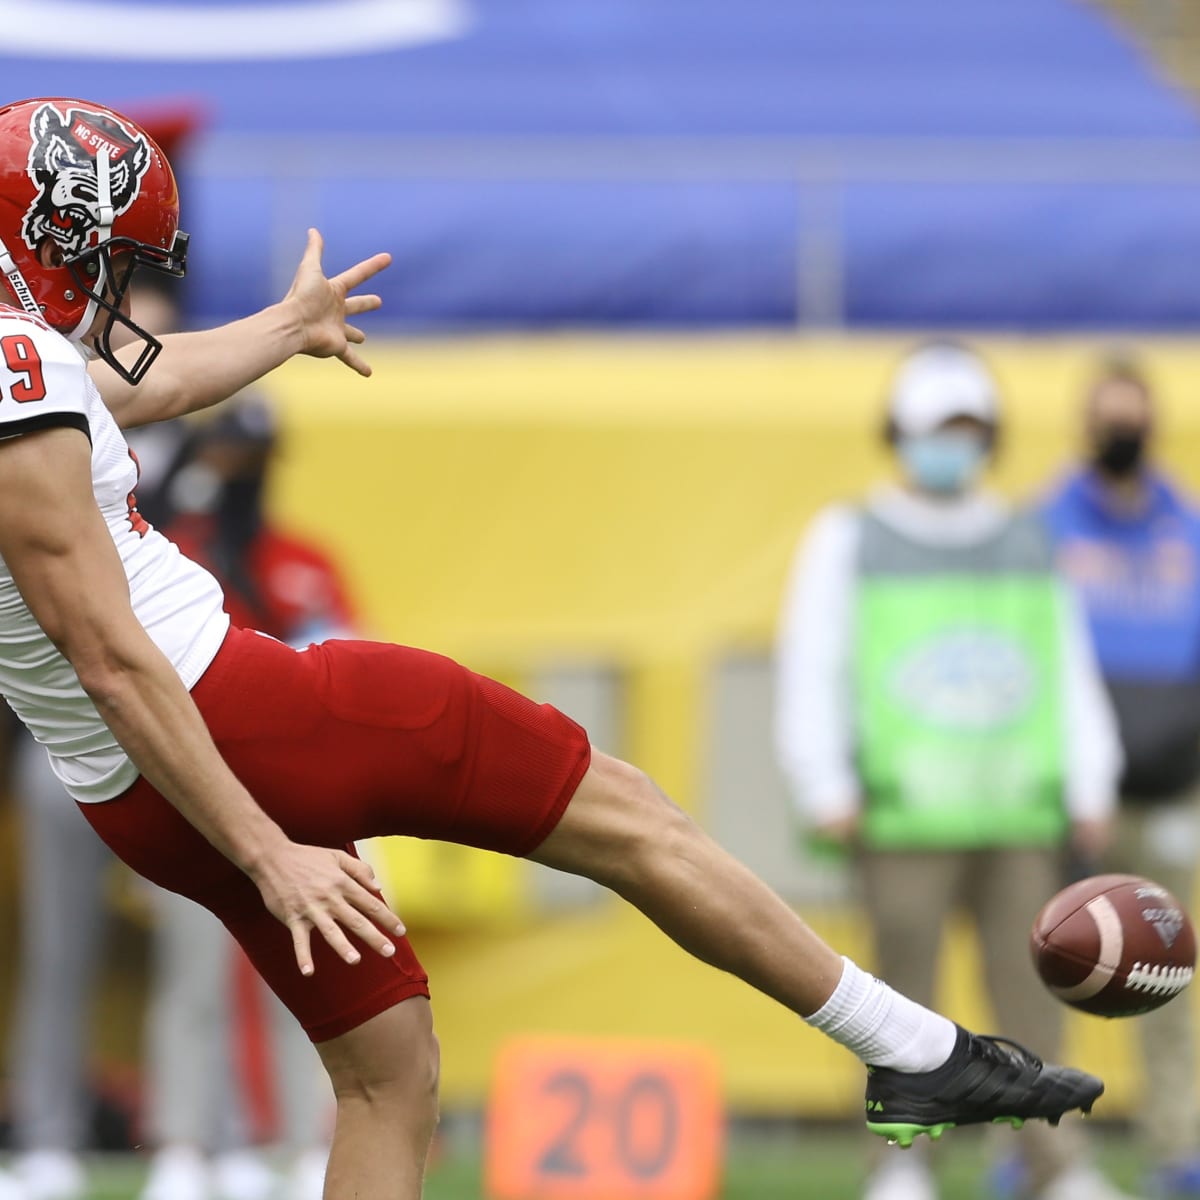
[0,426,404,975]
[90,228,391,429]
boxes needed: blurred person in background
[9,287,335,1200]
[1041,355,1200,1200]
[774,342,1130,1200]
[138,398,347,1200]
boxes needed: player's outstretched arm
[91,228,391,430]
[0,427,404,976]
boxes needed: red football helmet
[0,97,189,383]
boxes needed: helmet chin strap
[63,147,116,345]
[0,234,43,317]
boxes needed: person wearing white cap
[774,341,1134,1200]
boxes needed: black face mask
[209,471,268,622]
[1094,429,1147,477]
[214,471,266,555]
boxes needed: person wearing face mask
[133,395,352,1200]
[1042,355,1200,1200]
[775,342,1128,1200]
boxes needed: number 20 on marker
[485,1036,724,1200]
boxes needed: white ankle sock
[804,956,958,1072]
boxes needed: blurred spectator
[1042,354,1200,1200]
[7,283,340,1200]
[159,399,356,648]
[774,342,1129,1200]
[138,397,351,1200]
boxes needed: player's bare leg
[530,750,1103,1143]
[315,998,439,1200]
[531,750,853,1015]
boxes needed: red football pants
[82,627,592,1041]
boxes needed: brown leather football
[1030,874,1196,1017]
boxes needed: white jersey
[0,307,229,802]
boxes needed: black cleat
[864,1025,1103,1148]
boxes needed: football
[1030,874,1196,1017]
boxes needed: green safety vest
[854,507,1067,850]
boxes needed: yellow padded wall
[257,336,1198,1111]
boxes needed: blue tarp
[2,0,1199,328]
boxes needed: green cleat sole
[992,1115,1025,1129]
[866,1121,956,1148]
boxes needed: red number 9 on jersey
[1,334,47,403]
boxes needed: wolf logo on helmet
[0,96,187,384]
[22,103,151,260]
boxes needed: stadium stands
[3,0,1199,329]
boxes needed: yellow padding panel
[258,335,1196,1108]
[365,839,528,929]
[265,335,1200,664]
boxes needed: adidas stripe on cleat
[864,1025,1103,1147]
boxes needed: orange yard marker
[485,1035,724,1200]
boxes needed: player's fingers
[345,323,366,345]
[311,911,362,966]
[335,252,392,292]
[344,293,382,316]
[339,855,406,936]
[301,227,324,270]
[338,851,381,890]
[337,345,373,377]
[347,885,407,940]
[332,899,397,959]
[291,920,316,977]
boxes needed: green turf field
[73,1124,1143,1199]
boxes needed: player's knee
[424,1030,442,1103]
[324,1002,441,1112]
[629,762,694,835]
[595,757,697,876]
[537,751,698,886]
[331,1029,440,1112]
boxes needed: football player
[0,97,1103,1199]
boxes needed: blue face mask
[897,431,988,495]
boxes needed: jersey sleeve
[0,312,90,443]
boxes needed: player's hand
[282,227,391,377]
[249,840,406,976]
